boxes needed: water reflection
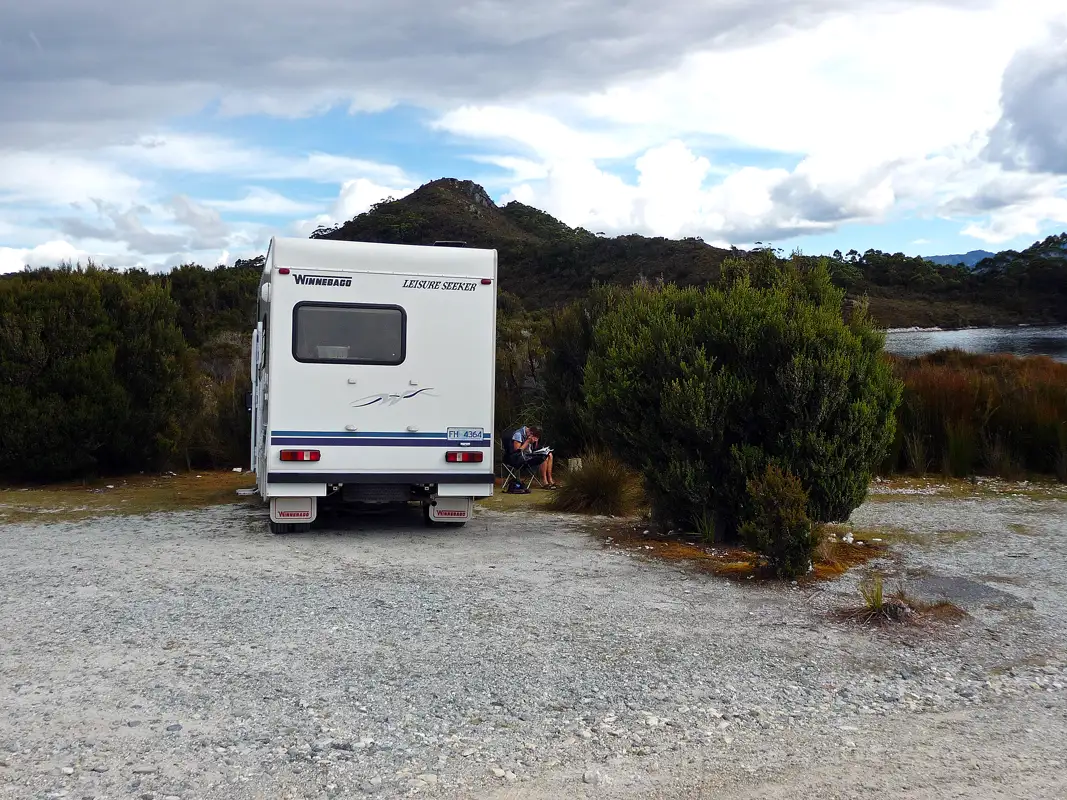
[883,325,1067,363]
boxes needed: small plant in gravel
[841,574,970,627]
[548,451,644,516]
[739,464,817,579]
[847,573,913,624]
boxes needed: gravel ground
[1,486,1065,800]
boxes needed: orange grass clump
[884,350,1067,480]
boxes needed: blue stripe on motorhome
[270,437,492,447]
[270,431,492,440]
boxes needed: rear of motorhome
[249,236,497,533]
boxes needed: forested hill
[313,178,1067,328]
[312,178,735,308]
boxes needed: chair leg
[502,465,523,492]
[525,467,544,489]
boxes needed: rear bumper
[267,471,495,484]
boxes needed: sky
[1,0,1066,273]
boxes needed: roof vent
[433,240,467,247]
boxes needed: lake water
[883,324,1067,363]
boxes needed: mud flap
[270,495,317,524]
[427,495,473,523]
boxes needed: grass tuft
[838,573,969,627]
[547,451,645,517]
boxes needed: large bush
[582,252,903,537]
[0,267,199,482]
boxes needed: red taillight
[279,267,290,274]
[481,278,492,285]
[280,449,320,462]
[446,451,483,463]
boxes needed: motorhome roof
[265,236,496,277]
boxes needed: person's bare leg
[539,459,549,485]
[546,453,555,484]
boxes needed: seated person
[506,425,557,489]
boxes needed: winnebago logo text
[293,274,352,287]
[401,279,478,291]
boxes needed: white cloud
[0,150,142,206]
[463,155,550,184]
[985,21,1067,174]
[293,178,416,236]
[576,1,1059,163]
[435,106,644,161]
[0,240,94,273]
[108,133,409,185]
[961,196,1067,243]
[435,1,1067,245]
[203,187,323,216]
[9,0,969,154]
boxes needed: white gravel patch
[1,491,1065,799]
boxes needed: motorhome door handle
[407,425,419,432]
[347,378,357,384]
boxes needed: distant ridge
[924,249,997,268]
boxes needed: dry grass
[476,486,555,512]
[886,350,1067,480]
[0,470,256,525]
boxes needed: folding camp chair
[499,428,546,493]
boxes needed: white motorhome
[249,236,498,533]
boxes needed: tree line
[1,231,1064,487]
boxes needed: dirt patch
[0,470,256,524]
[594,521,889,584]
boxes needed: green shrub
[548,451,644,516]
[538,284,630,456]
[739,464,817,579]
[0,268,199,481]
[582,251,903,536]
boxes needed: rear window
[292,302,406,365]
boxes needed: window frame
[291,301,407,366]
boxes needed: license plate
[447,427,484,441]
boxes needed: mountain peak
[419,177,497,210]
[312,176,732,306]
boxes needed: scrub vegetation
[3,177,1065,583]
